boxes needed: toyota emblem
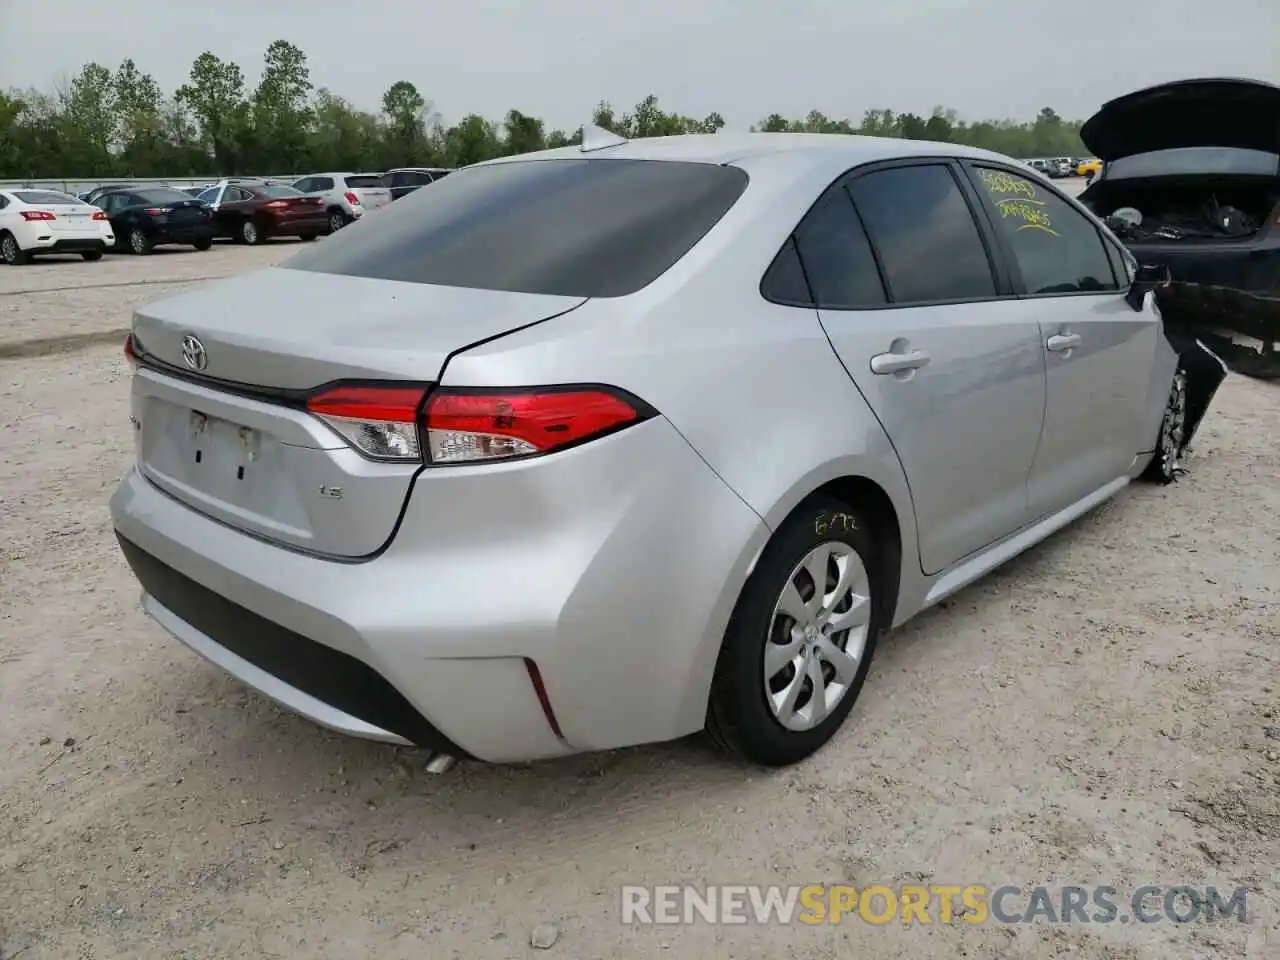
[180,334,208,371]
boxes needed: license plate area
[138,397,312,539]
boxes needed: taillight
[343,191,359,205]
[306,385,427,461]
[422,387,650,464]
[303,383,654,464]
[91,210,107,221]
[144,207,166,216]
[264,200,289,209]
[20,210,55,221]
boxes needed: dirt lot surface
[1,233,1278,960]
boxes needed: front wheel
[298,231,318,242]
[240,220,263,245]
[707,496,884,766]
[81,250,104,262]
[1140,367,1188,484]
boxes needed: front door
[961,162,1159,519]
[806,162,1047,575]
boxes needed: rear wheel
[80,250,104,262]
[240,220,263,245]
[707,496,884,766]
[129,228,153,255]
[1,232,30,265]
[192,236,213,251]
[327,210,347,234]
[1140,367,1188,484]
[298,231,318,242]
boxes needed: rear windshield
[14,190,80,205]
[345,175,385,189]
[258,184,303,198]
[284,158,750,297]
[134,188,196,204]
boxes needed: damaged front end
[1080,78,1280,381]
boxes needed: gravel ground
[1,220,1278,959]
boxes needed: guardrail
[0,176,302,195]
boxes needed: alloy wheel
[1158,369,1188,478]
[764,542,872,732]
[130,230,146,254]
[0,235,16,263]
[329,212,344,233]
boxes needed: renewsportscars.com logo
[621,884,1250,926]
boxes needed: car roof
[475,132,1021,172]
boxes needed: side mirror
[1125,262,1171,311]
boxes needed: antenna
[580,123,628,153]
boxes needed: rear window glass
[15,190,80,204]
[285,159,750,297]
[134,188,195,205]
[345,175,385,189]
[259,184,303,198]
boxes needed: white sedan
[0,189,115,264]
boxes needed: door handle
[869,350,930,375]
[1046,333,1082,353]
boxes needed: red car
[199,180,329,245]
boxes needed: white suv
[290,173,392,233]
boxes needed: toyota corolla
[111,129,1188,768]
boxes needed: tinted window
[285,159,750,298]
[314,177,334,191]
[849,165,996,303]
[971,166,1116,294]
[792,187,885,308]
[14,190,79,205]
[198,187,220,203]
[134,188,194,205]
[0,196,8,209]
[760,238,812,306]
[292,178,312,192]
[345,175,384,188]
[258,184,303,198]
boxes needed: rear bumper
[153,225,214,244]
[270,216,328,236]
[109,417,767,762]
[28,236,110,253]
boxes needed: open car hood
[1081,78,1280,161]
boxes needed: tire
[129,228,153,255]
[706,496,885,766]
[298,231,318,242]
[240,220,262,245]
[0,231,30,265]
[1139,367,1188,484]
[192,236,213,251]
[327,210,347,234]
[80,250,104,262]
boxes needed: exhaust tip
[425,753,457,774]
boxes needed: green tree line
[0,40,1089,179]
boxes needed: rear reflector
[423,388,647,464]
[306,385,426,461]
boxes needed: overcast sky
[1,0,1276,131]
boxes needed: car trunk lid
[1081,78,1280,161]
[129,267,586,557]
[345,176,392,210]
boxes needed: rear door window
[848,164,997,304]
[969,165,1118,294]
[313,177,334,191]
[791,187,886,308]
[284,158,750,298]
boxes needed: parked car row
[1021,156,1100,179]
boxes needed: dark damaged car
[1079,78,1280,390]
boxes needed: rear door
[962,161,1156,519]
[803,161,1047,574]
